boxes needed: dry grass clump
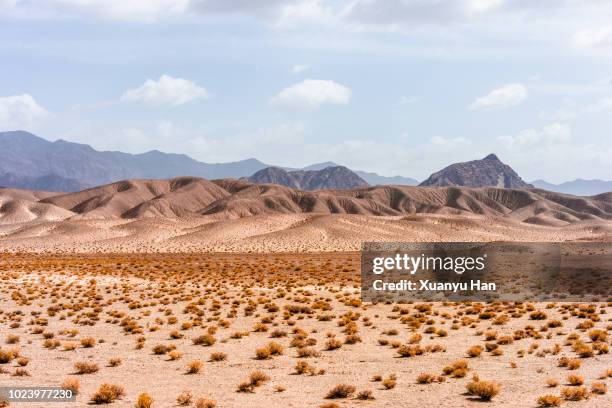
[61,378,80,394]
[135,393,154,408]
[108,357,122,367]
[193,334,216,346]
[560,386,589,401]
[416,373,436,384]
[466,380,500,401]
[80,337,96,348]
[210,352,227,362]
[566,374,584,386]
[186,360,203,374]
[74,361,99,374]
[5,335,19,344]
[536,395,562,407]
[325,338,342,350]
[546,378,559,387]
[591,382,607,394]
[326,384,356,399]
[168,350,183,361]
[443,359,469,378]
[382,374,397,389]
[176,390,192,406]
[91,383,125,404]
[356,390,375,400]
[237,370,270,393]
[467,345,484,357]
[194,398,216,408]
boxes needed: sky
[0,0,611,183]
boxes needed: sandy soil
[0,213,610,253]
[0,253,610,407]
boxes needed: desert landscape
[0,252,610,408]
[0,178,611,407]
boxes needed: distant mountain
[355,170,418,186]
[0,130,269,191]
[531,179,612,196]
[301,162,418,186]
[248,166,368,190]
[420,154,532,188]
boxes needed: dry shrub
[12,368,30,376]
[466,380,500,401]
[443,359,469,378]
[325,339,342,350]
[194,398,216,408]
[91,383,125,404]
[591,382,607,394]
[382,377,397,389]
[295,361,315,375]
[168,350,183,361]
[176,390,192,406]
[16,357,29,367]
[467,345,484,357]
[566,374,584,386]
[135,393,154,408]
[560,386,589,401]
[326,384,356,399]
[61,378,80,394]
[5,335,19,344]
[193,334,216,346]
[210,352,227,362]
[416,373,436,384]
[80,337,96,348]
[546,378,558,387]
[186,360,203,374]
[255,347,271,360]
[108,357,122,367]
[320,404,339,408]
[536,395,562,407]
[250,370,270,386]
[74,361,99,374]
[357,390,375,400]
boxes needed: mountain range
[0,131,415,191]
[1,130,610,195]
[247,166,368,190]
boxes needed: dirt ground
[0,253,610,407]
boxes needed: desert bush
[546,378,558,387]
[416,373,436,384]
[74,361,99,374]
[61,378,80,394]
[186,360,203,374]
[326,384,356,399]
[566,374,584,386]
[536,395,562,407]
[325,339,342,350]
[466,380,500,401]
[210,352,227,362]
[591,382,607,394]
[108,357,122,367]
[176,390,192,406]
[193,334,216,346]
[467,345,483,357]
[560,386,589,401]
[135,393,153,408]
[195,398,216,408]
[91,383,125,404]
[80,337,96,348]
[357,390,375,400]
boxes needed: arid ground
[0,253,610,407]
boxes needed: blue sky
[0,0,611,182]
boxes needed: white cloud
[498,123,571,147]
[430,135,469,145]
[572,27,612,49]
[270,79,351,110]
[291,64,310,74]
[121,75,210,106]
[0,94,49,129]
[469,83,527,111]
[41,0,189,22]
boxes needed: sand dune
[0,177,610,252]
